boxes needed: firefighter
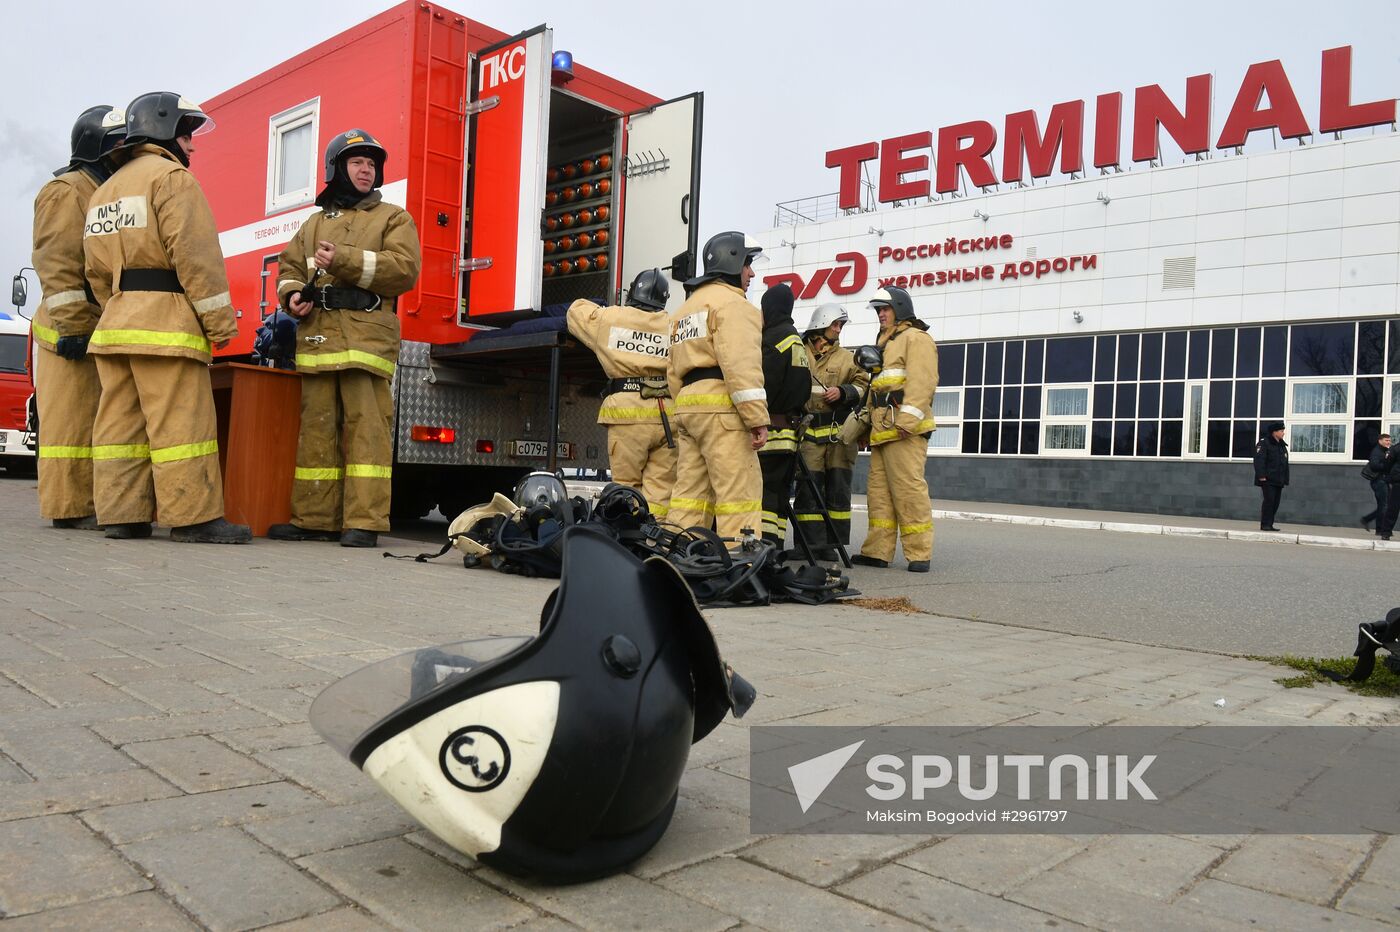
[83,92,250,544]
[270,129,421,548]
[793,303,868,557]
[755,283,810,544]
[665,231,769,544]
[852,285,937,573]
[565,269,676,517]
[30,105,125,529]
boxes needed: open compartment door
[617,93,702,313]
[460,26,552,326]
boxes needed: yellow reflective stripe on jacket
[869,518,896,529]
[829,510,852,520]
[31,322,60,344]
[870,428,899,444]
[775,334,800,352]
[38,445,93,459]
[295,467,344,481]
[345,463,392,479]
[671,497,715,515]
[871,370,907,391]
[295,349,397,376]
[90,329,212,353]
[599,406,663,419]
[150,440,218,464]
[676,394,732,407]
[793,513,825,522]
[901,522,933,535]
[806,424,839,439]
[714,500,761,515]
[649,503,670,517]
[92,443,151,460]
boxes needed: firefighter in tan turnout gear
[83,92,250,544]
[30,105,125,529]
[666,232,769,543]
[270,129,421,548]
[793,303,868,558]
[852,285,937,573]
[566,269,676,517]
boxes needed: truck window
[0,334,26,374]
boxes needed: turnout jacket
[804,341,868,439]
[276,191,421,379]
[761,322,810,418]
[31,168,101,350]
[666,281,769,429]
[869,321,938,446]
[83,145,238,362]
[566,299,674,426]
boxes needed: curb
[918,506,1397,553]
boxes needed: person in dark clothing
[1253,422,1289,531]
[1361,434,1392,531]
[1377,441,1400,541]
[755,284,811,544]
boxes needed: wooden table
[209,362,301,537]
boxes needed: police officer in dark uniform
[755,284,810,545]
[1253,422,1289,531]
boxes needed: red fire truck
[200,1,702,517]
[0,310,37,475]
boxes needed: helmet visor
[309,636,533,759]
[176,97,215,136]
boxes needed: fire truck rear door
[461,26,552,325]
[618,93,702,312]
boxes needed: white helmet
[805,303,848,334]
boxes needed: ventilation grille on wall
[1024,246,1037,258]
[1162,256,1197,290]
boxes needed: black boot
[104,522,153,539]
[268,523,339,542]
[52,515,100,530]
[340,529,378,548]
[851,554,889,568]
[907,560,930,573]
[171,517,252,544]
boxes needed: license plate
[510,440,573,460]
[0,431,7,445]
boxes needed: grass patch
[1249,654,1400,697]
[846,596,928,615]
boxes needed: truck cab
[0,312,37,475]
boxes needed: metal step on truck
[198,0,702,518]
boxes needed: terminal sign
[826,46,1396,209]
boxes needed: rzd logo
[762,251,868,300]
[481,46,527,90]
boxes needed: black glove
[55,334,90,361]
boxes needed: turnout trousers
[292,369,394,533]
[792,438,857,549]
[606,421,677,519]
[861,433,933,563]
[34,343,100,519]
[92,354,223,527]
[668,410,762,542]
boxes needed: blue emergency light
[552,51,574,83]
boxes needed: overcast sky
[2,0,1396,308]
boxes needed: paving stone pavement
[0,477,1398,930]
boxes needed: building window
[1388,378,1400,439]
[927,388,961,453]
[1288,378,1351,459]
[267,99,319,214]
[1041,385,1090,455]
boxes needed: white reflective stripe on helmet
[362,680,560,858]
[101,109,126,130]
[731,388,766,405]
[869,287,896,308]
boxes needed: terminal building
[755,46,1399,526]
